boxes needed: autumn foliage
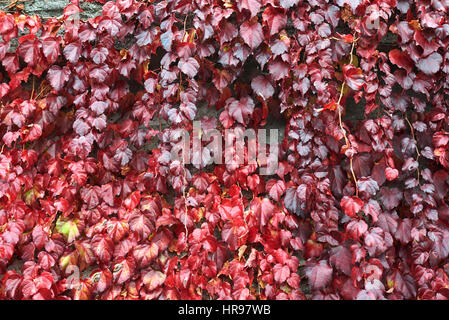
[0,0,449,300]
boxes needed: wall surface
[24,0,102,19]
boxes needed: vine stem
[33,83,52,100]
[30,76,35,100]
[180,12,191,243]
[336,34,359,197]
[1,0,17,10]
[182,158,189,242]
[183,13,189,37]
[238,184,250,240]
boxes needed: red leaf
[251,197,275,229]
[113,256,135,285]
[63,3,82,19]
[268,59,289,81]
[72,279,93,300]
[90,101,108,115]
[346,219,368,240]
[132,243,159,269]
[395,218,412,245]
[89,65,110,82]
[237,0,261,18]
[37,252,56,270]
[262,7,287,36]
[178,57,199,78]
[213,69,233,90]
[279,0,299,9]
[68,161,88,186]
[222,221,246,251]
[2,271,23,299]
[329,246,352,276]
[385,167,399,181]
[284,185,308,217]
[218,22,238,45]
[42,37,60,64]
[251,75,274,100]
[219,110,234,129]
[128,211,154,239]
[80,186,101,209]
[91,46,109,64]
[19,37,41,65]
[142,269,166,291]
[379,187,403,210]
[389,49,414,73]
[91,234,114,264]
[91,268,113,293]
[0,243,14,261]
[363,199,381,223]
[32,225,48,250]
[416,52,442,75]
[340,196,364,217]
[124,191,141,211]
[160,29,173,51]
[343,65,365,91]
[106,219,129,242]
[305,260,333,290]
[22,124,42,142]
[266,179,286,202]
[356,177,379,196]
[273,264,290,283]
[0,38,9,60]
[63,42,82,63]
[240,20,264,50]
[364,227,388,256]
[0,83,10,99]
[386,270,416,299]
[47,66,70,91]
[226,96,255,124]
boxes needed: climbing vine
[0,0,449,300]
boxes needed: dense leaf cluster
[0,0,449,300]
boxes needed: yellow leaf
[56,218,81,243]
[238,245,247,260]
